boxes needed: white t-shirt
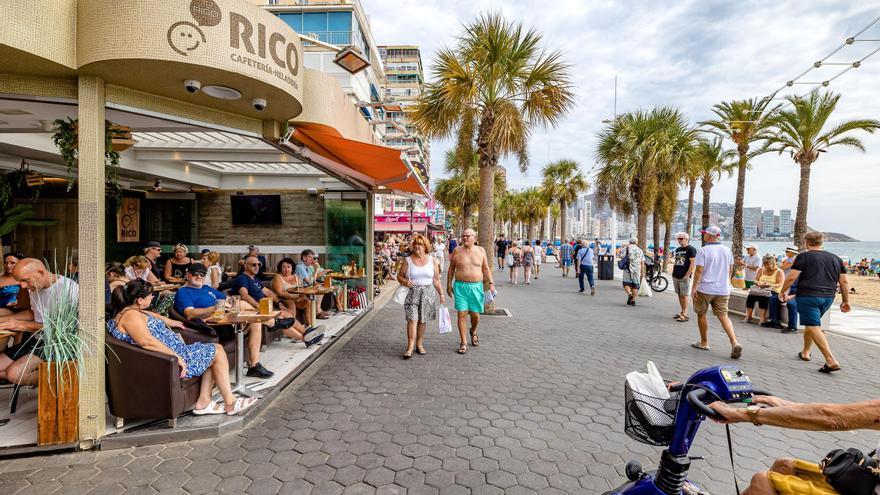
[124,266,150,282]
[695,243,733,296]
[433,243,446,258]
[742,254,761,282]
[28,276,79,324]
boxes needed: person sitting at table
[1,252,25,317]
[143,241,163,280]
[271,258,311,319]
[0,258,78,386]
[237,245,267,279]
[296,250,341,318]
[164,243,194,284]
[124,255,160,284]
[200,251,224,289]
[110,279,256,415]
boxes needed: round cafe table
[287,286,335,326]
[205,310,279,398]
[328,273,366,311]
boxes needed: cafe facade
[0,0,426,453]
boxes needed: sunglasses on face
[191,273,205,278]
[247,262,262,267]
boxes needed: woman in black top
[164,243,194,284]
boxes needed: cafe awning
[289,124,429,197]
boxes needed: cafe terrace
[0,0,427,455]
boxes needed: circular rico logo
[167,0,220,56]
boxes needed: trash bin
[598,254,615,280]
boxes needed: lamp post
[406,200,415,235]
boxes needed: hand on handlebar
[707,401,741,424]
[752,395,791,408]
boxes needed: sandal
[677,315,689,322]
[225,397,258,416]
[470,330,479,347]
[193,401,225,415]
[416,346,426,355]
[458,343,468,354]
[690,342,710,351]
[818,364,841,374]
[403,350,412,360]
[796,352,811,361]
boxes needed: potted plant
[51,118,130,206]
[24,254,88,445]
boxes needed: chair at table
[105,332,201,428]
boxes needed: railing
[301,31,367,55]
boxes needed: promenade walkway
[0,264,877,494]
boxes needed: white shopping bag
[638,281,653,297]
[392,286,409,305]
[484,289,496,304]
[438,306,452,334]
[626,361,669,399]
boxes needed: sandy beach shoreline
[839,273,880,311]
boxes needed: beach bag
[392,258,410,305]
[618,246,631,271]
[505,253,514,267]
[731,269,746,289]
[438,306,452,334]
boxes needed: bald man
[0,258,78,385]
[447,229,495,354]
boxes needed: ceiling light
[201,85,242,100]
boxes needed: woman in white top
[200,251,224,289]
[124,255,159,284]
[433,238,446,272]
[396,234,445,359]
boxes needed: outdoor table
[205,310,279,398]
[287,286,335,326]
[152,283,181,292]
[328,274,366,311]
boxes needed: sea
[720,241,880,261]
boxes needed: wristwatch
[746,405,762,426]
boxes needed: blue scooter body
[605,365,754,495]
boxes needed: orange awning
[292,124,428,196]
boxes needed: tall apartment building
[255,0,388,144]
[743,207,762,238]
[779,209,793,236]
[761,209,775,236]
[378,45,431,183]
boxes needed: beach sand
[840,273,880,311]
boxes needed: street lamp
[406,200,416,235]
[297,33,370,75]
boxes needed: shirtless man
[446,229,495,354]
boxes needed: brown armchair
[105,333,201,428]
[167,305,237,361]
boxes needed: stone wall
[197,191,325,246]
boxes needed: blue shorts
[796,296,833,327]
[562,259,572,267]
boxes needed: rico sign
[229,13,300,88]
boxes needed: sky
[364,1,880,241]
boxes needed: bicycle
[644,260,669,293]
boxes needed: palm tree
[412,14,575,249]
[541,159,588,242]
[519,187,548,240]
[701,98,777,255]
[693,137,736,245]
[433,151,480,232]
[765,91,880,248]
[548,203,560,240]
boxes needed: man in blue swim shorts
[447,229,495,355]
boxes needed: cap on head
[700,226,722,239]
[145,241,161,248]
[187,262,208,275]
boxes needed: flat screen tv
[230,195,282,225]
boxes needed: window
[302,12,325,33]
[279,13,302,32]
[327,12,351,31]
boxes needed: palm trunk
[700,176,712,247]
[652,212,661,262]
[685,179,696,237]
[636,211,648,252]
[461,205,472,231]
[662,221,672,271]
[539,216,546,240]
[732,148,748,255]
[476,111,497,249]
[559,201,568,241]
[527,219,534,241]
[793,161,812,250]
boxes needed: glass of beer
[228,295,241,315]
[212,300,225,319]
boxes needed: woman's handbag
[393,258,410,305]
[748,286,773,298]
[820,448,879,495]
[618,246,631,271]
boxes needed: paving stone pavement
[1,266,878,494]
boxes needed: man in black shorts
[495,234,508,271]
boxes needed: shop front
[0,0,426,453]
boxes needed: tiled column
[77,75,106,448]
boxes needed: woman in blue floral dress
[108,279,256,415]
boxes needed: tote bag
[393,257,410,305]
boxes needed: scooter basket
[624,381,680,446]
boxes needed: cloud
[364,0,880,240]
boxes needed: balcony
[301,31,366,55]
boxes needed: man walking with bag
[575,239,596,296]
[690,226,743,359]
[447,229,495,354]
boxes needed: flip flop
[677,316,690,322]
[691,342,710,351]
[796,352,811,361]
[226,397,258,416]
[673,314,682,320]
[730,344,743,359]
[818,364,841,374]
[193,401,226,415]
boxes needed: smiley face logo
[167,21,206,56]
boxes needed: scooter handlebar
[686,389,724,420]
